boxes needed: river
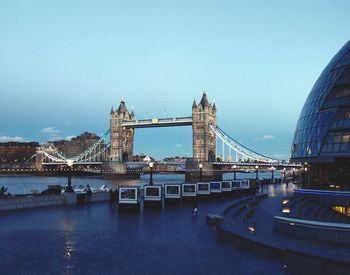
[0,171,281,195]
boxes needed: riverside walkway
[218,183,350,274]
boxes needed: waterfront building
[53,132,100,158]
[291,40,350,189]
[0,142,39,167]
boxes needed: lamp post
[283,168,286,182]
[65,159,74,192]
[233,165,237,180]
[292,168,296,182]
[271,166,275,180]
[149,162,154,185]
[199,163,203,182]
[304,167,309,189]
[255,165,259,180]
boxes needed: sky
[1,0,350,160]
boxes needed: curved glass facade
[291,41,350,162]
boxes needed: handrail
[274,216,350,230]
[295,188,350,196]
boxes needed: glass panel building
[291,41,350,189]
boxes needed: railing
[295,188,350,196]
[273,215,350,244]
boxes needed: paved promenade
[220,183,350,274]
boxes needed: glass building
[291,40,350,189]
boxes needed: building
[291,40,350,189]
[192,93,217,162]
[0,142,39,167]
[163,156,189,162]
[109,100,135,162]
[53,132,100,158]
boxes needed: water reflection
[268,184,276,197]
[62,212,75,274]
[64,239,74,261]
[63,238,74,275]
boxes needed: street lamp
[292,168,296,182]
[271,166,275,180]
[255,165,259,180]
[199,163,203,182]
[304,167,309,189]
[149,162,154,185]
[233,165,237,180]
[283,168,286,182]
[65,159,74,192]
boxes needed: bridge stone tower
[109,99,135,162]
[192,93,216,162]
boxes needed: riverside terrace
[214,184,350,274]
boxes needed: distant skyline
[1,0,350,159]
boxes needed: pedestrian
[86,184,92,202]
[109,188,115,204]
[114,188,119,203]
[192,200,199,215]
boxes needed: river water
[0,172,286,274]
[0,171,281,195]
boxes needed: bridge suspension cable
[70,130,110,162]
[211,125,279,163]
[40,124,279,165]
[40,130,110,163]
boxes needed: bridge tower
[192,92,216,162]
[109,99,135,162]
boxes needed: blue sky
[1,0,350,160]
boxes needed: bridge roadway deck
[0,195,284,274]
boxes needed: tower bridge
[37,92,290,179]
[109,93,217,163]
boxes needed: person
[86,184,92,202]
[109,188,115,204]
[192,200,199,215]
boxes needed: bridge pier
[185,160,222,182]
